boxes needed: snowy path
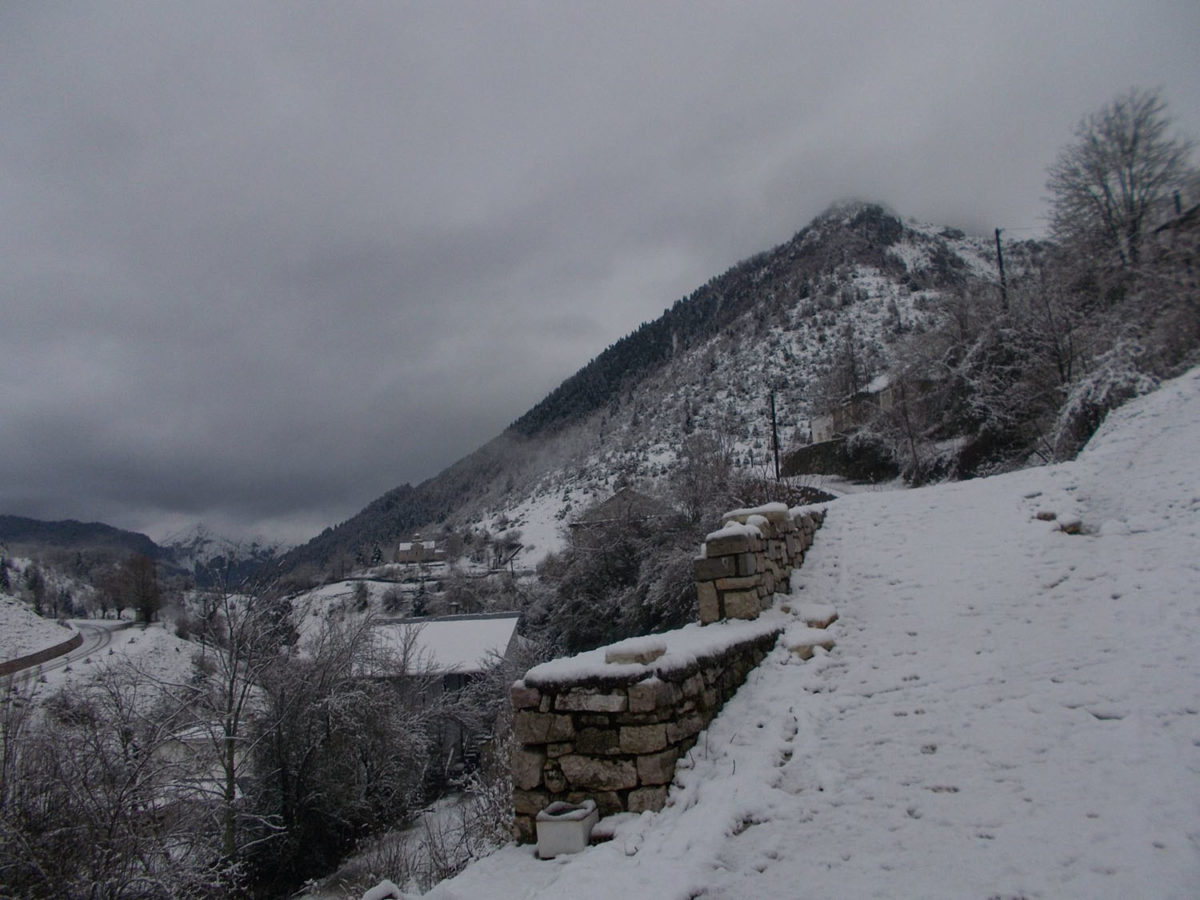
[428,368,1200,899]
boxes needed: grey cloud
[1,1,1196,542]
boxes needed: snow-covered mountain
[282,202,1036,574]
[160,522,285,586]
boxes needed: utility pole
[769,391,781,482]
[994,228,1008,310]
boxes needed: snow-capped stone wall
[509,619,784,843]
[0,629,82,677]
[696,504,825,624]
[508,503,827,842]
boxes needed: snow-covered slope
[0,593,75,662]
[424,366,1200,898]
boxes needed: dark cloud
[1,1,1197,544]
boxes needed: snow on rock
[789,601,838,628]
[703,520,762,544]
[424,365,1200,898]
[524,617,788,688]
[360,880,406,900]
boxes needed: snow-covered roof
[373,613,520,675]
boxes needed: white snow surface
[524,617,786,687]
[0,595,75,661]
[38,621,198,692]
[374,615,521,675]
[423,366,1200,899]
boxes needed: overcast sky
[2,2,1197,545]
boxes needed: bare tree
[0,669,230,897]
[1047,88,1194,269]
[122,553,162,625]
[246,614,443,893]
[171,587,297,873]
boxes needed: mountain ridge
[278,201,1031,576]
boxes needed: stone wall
[695,504,826,625]
[0,630,82,677]
[509,622,782,843]
[509,502,828,844]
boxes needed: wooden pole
[770,391,780,482]
[994,228,1008,310]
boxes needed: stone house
[568,488,675,549]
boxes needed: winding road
[21,619,133,676]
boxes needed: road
[32,619,133,675]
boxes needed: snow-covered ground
[420,366,1200,899]
[34,620,198,692]
[0,593,76,662]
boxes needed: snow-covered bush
[1051,339,1159,458]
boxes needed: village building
[372,612,522,767]
[567,487,674,549]
[395,534,446,565]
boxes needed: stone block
[637,747,680,785]
[715,574,761,591]
[693,555,736,581]
[620,723,668,754]
[788,636,835,660]
[513,788,551,816]
[543,762,567,793]
[627,678,681,713]
[513,711,575,745]
[556,688,628,714]
[559,754,638,791]
[724,590,760,620]
[665,713,705,744]
[546,742,572,758]
[628,786,669,813]
[512,748,546,790]
[736,552,758,576]
[698,581,721,624]
[605,644,666,665]
[705,533,756,557]
[510,682,542,710]
[567,790,623,816]
[680,673,704,698]
[576,727,622,756]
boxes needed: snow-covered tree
[1046,88,1194,270]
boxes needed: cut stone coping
[722,501,791,523]
[522,614,788,690]
[604,635,668,665]
[704,519,764,544]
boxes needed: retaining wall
[509,502,829,843]
[695,504,826,624]
[0,630,83,677]
[509,620,783,843]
